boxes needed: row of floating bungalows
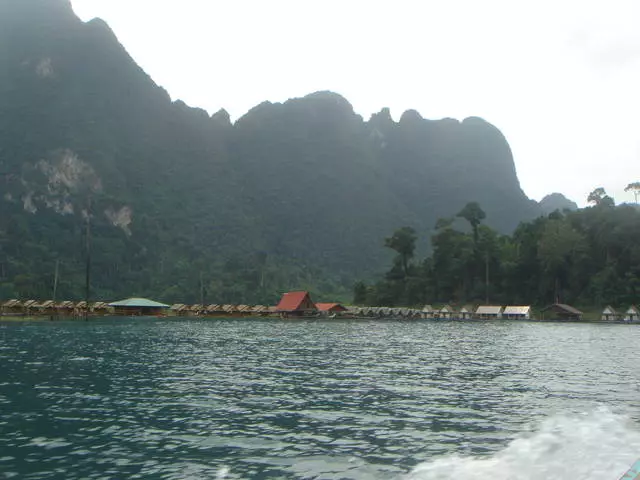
[343,307,424,318]
[172,305,426,318]
[1,299,112,317]
[0,299,279,317]
[169,304,276,317]
[421,305,534,320]
[601,305,640,322]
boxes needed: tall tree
[384,227,417,277]
[625,182,640,204]
[587,187,615,207]
[457,202,486,244]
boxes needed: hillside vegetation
[358,198,640,308]
[1,0,546,304]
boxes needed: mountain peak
[539,193,578,214]
[399,109,424,124]
[211,108,232,126]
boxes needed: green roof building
[108,298,169,316]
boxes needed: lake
[1,318,640,479]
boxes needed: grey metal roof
[108,297,169,308]
[476,306,503,315]
[503,306,531,315]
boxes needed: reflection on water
[1,318,639,479]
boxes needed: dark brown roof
[541,303,583,315]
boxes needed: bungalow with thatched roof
[275,291,317,317]
[74,301,87,313]
[438,305,456,319]
[169,304,187,316]
[2,299,23,316]
[624,306,639,323]
[459,306,474,320]
[55,301,75,316]
[33,300,57,316]
[203,304,224,316]
[221,304,238,316]
[236,305,253,316]
[421,305,435,319]
[601,305,620,322]
[187,304,204,316]
[108,298,169,316]
[475,306,503,319]
[540,303,583,321]
[91,302,112,316]
[503,306,532,320]
[23,300,38,314]
[251,305,269,316]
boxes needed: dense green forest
[355,189,640,308]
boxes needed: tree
[352,281,368,305]
[587,187,614,207]
[384,227,417,277]
[538,219,587,303]
[625,182,640,204]
[457,202,486,244]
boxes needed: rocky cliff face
[0,0,542,302]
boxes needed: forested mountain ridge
[0,0,546,303]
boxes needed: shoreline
[1,315,637,325]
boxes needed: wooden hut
[421,305,435,319]
[251,305,269,316]
[503,306,532,320]
[188,304,204,316]
[275,291,318,317]
[1,299,23,316]
[169,304,188,316]
[74,301,88,315]
[91,302,112,316]
[438,305,456,319]
[459,306,474,320]
[108,298,169,316]
[475,306,504,319]
[345,306,362,317]
[203,304,224,316]
[540,303,583,321]
[221,304,239,316]
[624,306,639,322]
[55,301,75,317]
[601,305,619,322]
[316,303,348,315]
[23,299,38,315]
[236,305,253,316]
[33,300,57,316]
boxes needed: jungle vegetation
[355,191,640,308]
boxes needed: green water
[1,318,640,479]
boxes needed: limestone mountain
[539,193,579,214]
[0,0,542,303]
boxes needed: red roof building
[275,291,317,316]
[315,303,347,313]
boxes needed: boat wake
[406,408,640,480]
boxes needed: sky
[69,0,640,206]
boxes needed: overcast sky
[69,0,640,206]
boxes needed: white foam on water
[406,408,640,480]
[215,466,231,479]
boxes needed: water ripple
[1,319,639,479]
